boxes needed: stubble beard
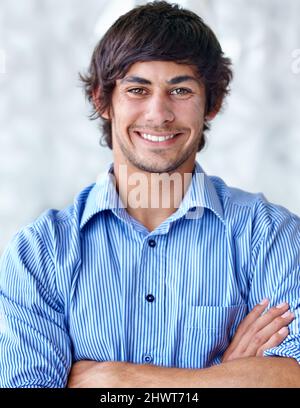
[115,129,201,174]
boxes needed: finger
[228,302,290,355]
[247,302,290,335]
[255,326,290,357]
[227,299,270,349]
[244,311,294,356]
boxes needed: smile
[134,131,182,144]
[141,133,176,142]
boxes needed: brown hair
[80,1,233,151]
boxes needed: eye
[127,88,147,95]
[170,88,192,96]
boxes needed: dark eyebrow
[120,75,200,85]
[167,75,200,85]
[120,76,151,85]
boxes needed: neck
[113,159,195,232]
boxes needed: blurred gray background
[0,0,300,253]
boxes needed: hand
[222,299,294,363]
[67,360,128,388]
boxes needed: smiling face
[105,61,209,174]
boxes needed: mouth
[133,131,183,145]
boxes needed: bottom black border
[0,388,297,406]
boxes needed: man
[0,1,299,388]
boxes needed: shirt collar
[80,161,225,230]
[167,161,225,225]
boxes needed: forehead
[119,60,200,84]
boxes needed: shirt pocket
[176,304,247,369]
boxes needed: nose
[144,93,175,125]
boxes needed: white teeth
[140,133,176,142]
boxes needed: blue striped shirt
[0,161,299,388]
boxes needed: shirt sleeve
[250,202,300,364]
[0,222,72,388]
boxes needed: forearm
[69,301,300,388]
[115,357,300,388]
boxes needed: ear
[205,98,222,121]
[205,110,218,121]
[92,87,110,120]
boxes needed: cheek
[191,97,206,117]
[114,97,143,123]
[176,101,205,128]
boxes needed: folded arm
[68,301,300,388]
[68,356,300,388]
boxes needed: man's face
[107,61,207,173]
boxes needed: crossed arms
[68,300,300,388]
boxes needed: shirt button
[143,354,153,363]
[148,239,156,247]
[145,294,155,302]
